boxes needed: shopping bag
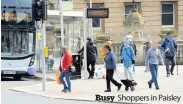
[56,69,62,84]
[94,67,106,79]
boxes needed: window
[49,3,54,10]
[162,3,174,27]
[125,4,138,18]
[91,4,102,28]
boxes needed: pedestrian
[103,45,122,92]
[128,35,137,73]
[100,40,113,64]
[160,33,179,77]
[78,37,98,79]
[144,37,152,72]
[121,39,137,84]
[77,37,84,66]
[59,46,72,93]
[120,35,137,73]
[145,43,164,90]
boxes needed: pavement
[9,65,183,104]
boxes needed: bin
[72,53,82,78]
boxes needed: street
[1,77,101,104]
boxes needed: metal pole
[41,21,46,91]
[60,0,64,46]
[89,0,93,40]
[83,8,87,79]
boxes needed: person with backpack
[121,39,137,84]
[160,33,179,77]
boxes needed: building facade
[71,0,183,43]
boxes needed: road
[1,77,100,104]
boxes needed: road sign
[87,8,109,18]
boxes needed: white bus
[1,0,36,80]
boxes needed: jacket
[120,41,137,56]
[104,51,116,69]
[87,40,98,62]
[121,40,136,68]
[160,39,178,58]
[61,52,72,72]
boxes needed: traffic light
[32,0,47,21]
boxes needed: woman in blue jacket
[121,40,136,83]
[104,45,122,92]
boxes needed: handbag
[56,69,62,84]
[69,65,76,72]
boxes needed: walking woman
[121,40,137,84]
[145,43,164,90]
[59,46,72,93]
[104,45,122,92]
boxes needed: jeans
[165,57,176,74]
[149,63,159,88]
[87,61,96,77]
[106,69,121,90]
[60,72,71,91]
[124,65,134,81]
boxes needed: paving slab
[9,66,183,104]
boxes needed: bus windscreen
[1,0,33,25]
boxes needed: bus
[1,0,36,80]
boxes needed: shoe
[61,88,68,92]
[64,89,71,93]
[104,90,111,92]
[171,72,174,75]
[156,87,160,90]
[90,76,94,79]
[117,84,122,91]
[88,76,91,79]
[148,82,152,89]
[167,74,170,77]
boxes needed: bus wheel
[13,76,22,80]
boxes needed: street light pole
[60,0,64,47]
[89,0,92,40]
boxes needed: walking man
[160,33,179,77]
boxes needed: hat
[105,40,112,45]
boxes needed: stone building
[71,0,183,43]
[46,0,183,63]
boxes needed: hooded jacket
[160,38,178,58]
[121,40,136,68]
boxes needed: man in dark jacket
[160,33,179,77]
[78,37,98,79]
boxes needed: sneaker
[167,74,170,77]
[61,88,68,92]
[117,84,122,91]
[104,90,111,92]
[148,82,152,89]
[64,89,71,93]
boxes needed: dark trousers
[87,61,96,77]
[165,57,175,74]
[106,69,120,90]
